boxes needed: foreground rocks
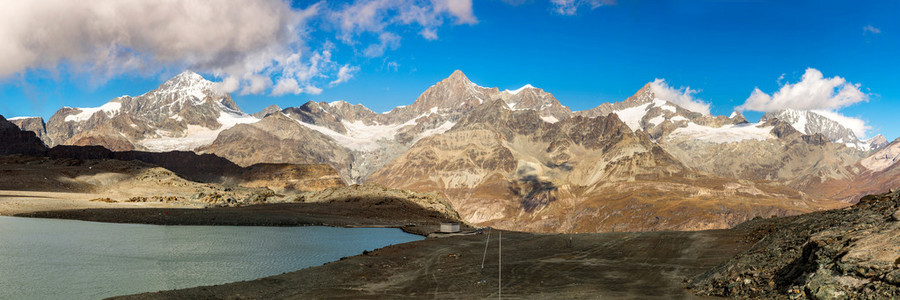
[689,189,900,299]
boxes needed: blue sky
[0,0,897,140]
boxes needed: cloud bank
[650,79,711,115]
[330,0,476,42]
[737,68,870,137]
[0,0,323,93]
[0,0,478,96]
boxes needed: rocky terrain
[689,189,900,299]
[0,155,279,206]
[102,187,899,300]
[16,184,465,236]
[1,112,466,231]
[0,114,343,209]
[369,98,848,233]
[296,183,461,222]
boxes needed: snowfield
[64,102,123,122]
[668,122,774,144]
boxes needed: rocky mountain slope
[7,116,49,145]
[201,70,574,183]
[801,138,900,204]
[660,119,864,194]
[368,98,845,232]
[0,115,48,156]
[689,188,900,299]
[1,114,343,198]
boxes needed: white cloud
[304,85,323,95]
[213,76,241,94]
[242,74,273,95]
[420,28,439,40]
[737,68,868,112]
[649,79,711,115]
[386,61,400,71]
[0,0,484,96]
[330,64,360,86]
[432,0,477,24]
[329,0,475,56]
[864,25,881,34]
[737,68,871,138]
[551,0,616,15]
[271,77,324,96]
[272,78,302,96]
[363,32,401,57]
[0,0,333,95]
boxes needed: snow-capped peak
[153,70,218,102]
[762,109,875,150]
[504,84,535,95]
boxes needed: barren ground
[110,228,753,299]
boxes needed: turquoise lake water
[0,216,423,299]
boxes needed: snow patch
[670,115,688,122]
[414,121,456,143]
[64,102,122,122]
[295,117,417,152]
[384,105,407,114]
[647,115,665,126]
[504,84,535,95]
[138,105,258,152]
[540,115,559,124]
[7,116,38,121]
[612,102,652,131]
[668,122,774,144]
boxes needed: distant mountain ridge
[4,69,897,233]
[44,70,258,151]
[762,109,880,150]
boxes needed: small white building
[440,222,460,233]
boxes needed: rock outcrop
[7,116,49,145]
[296,183,461,222]
[689,189,900,299]
[0,115,48,156]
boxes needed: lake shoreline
[13,202,460,236]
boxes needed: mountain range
[7,70,898,233]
